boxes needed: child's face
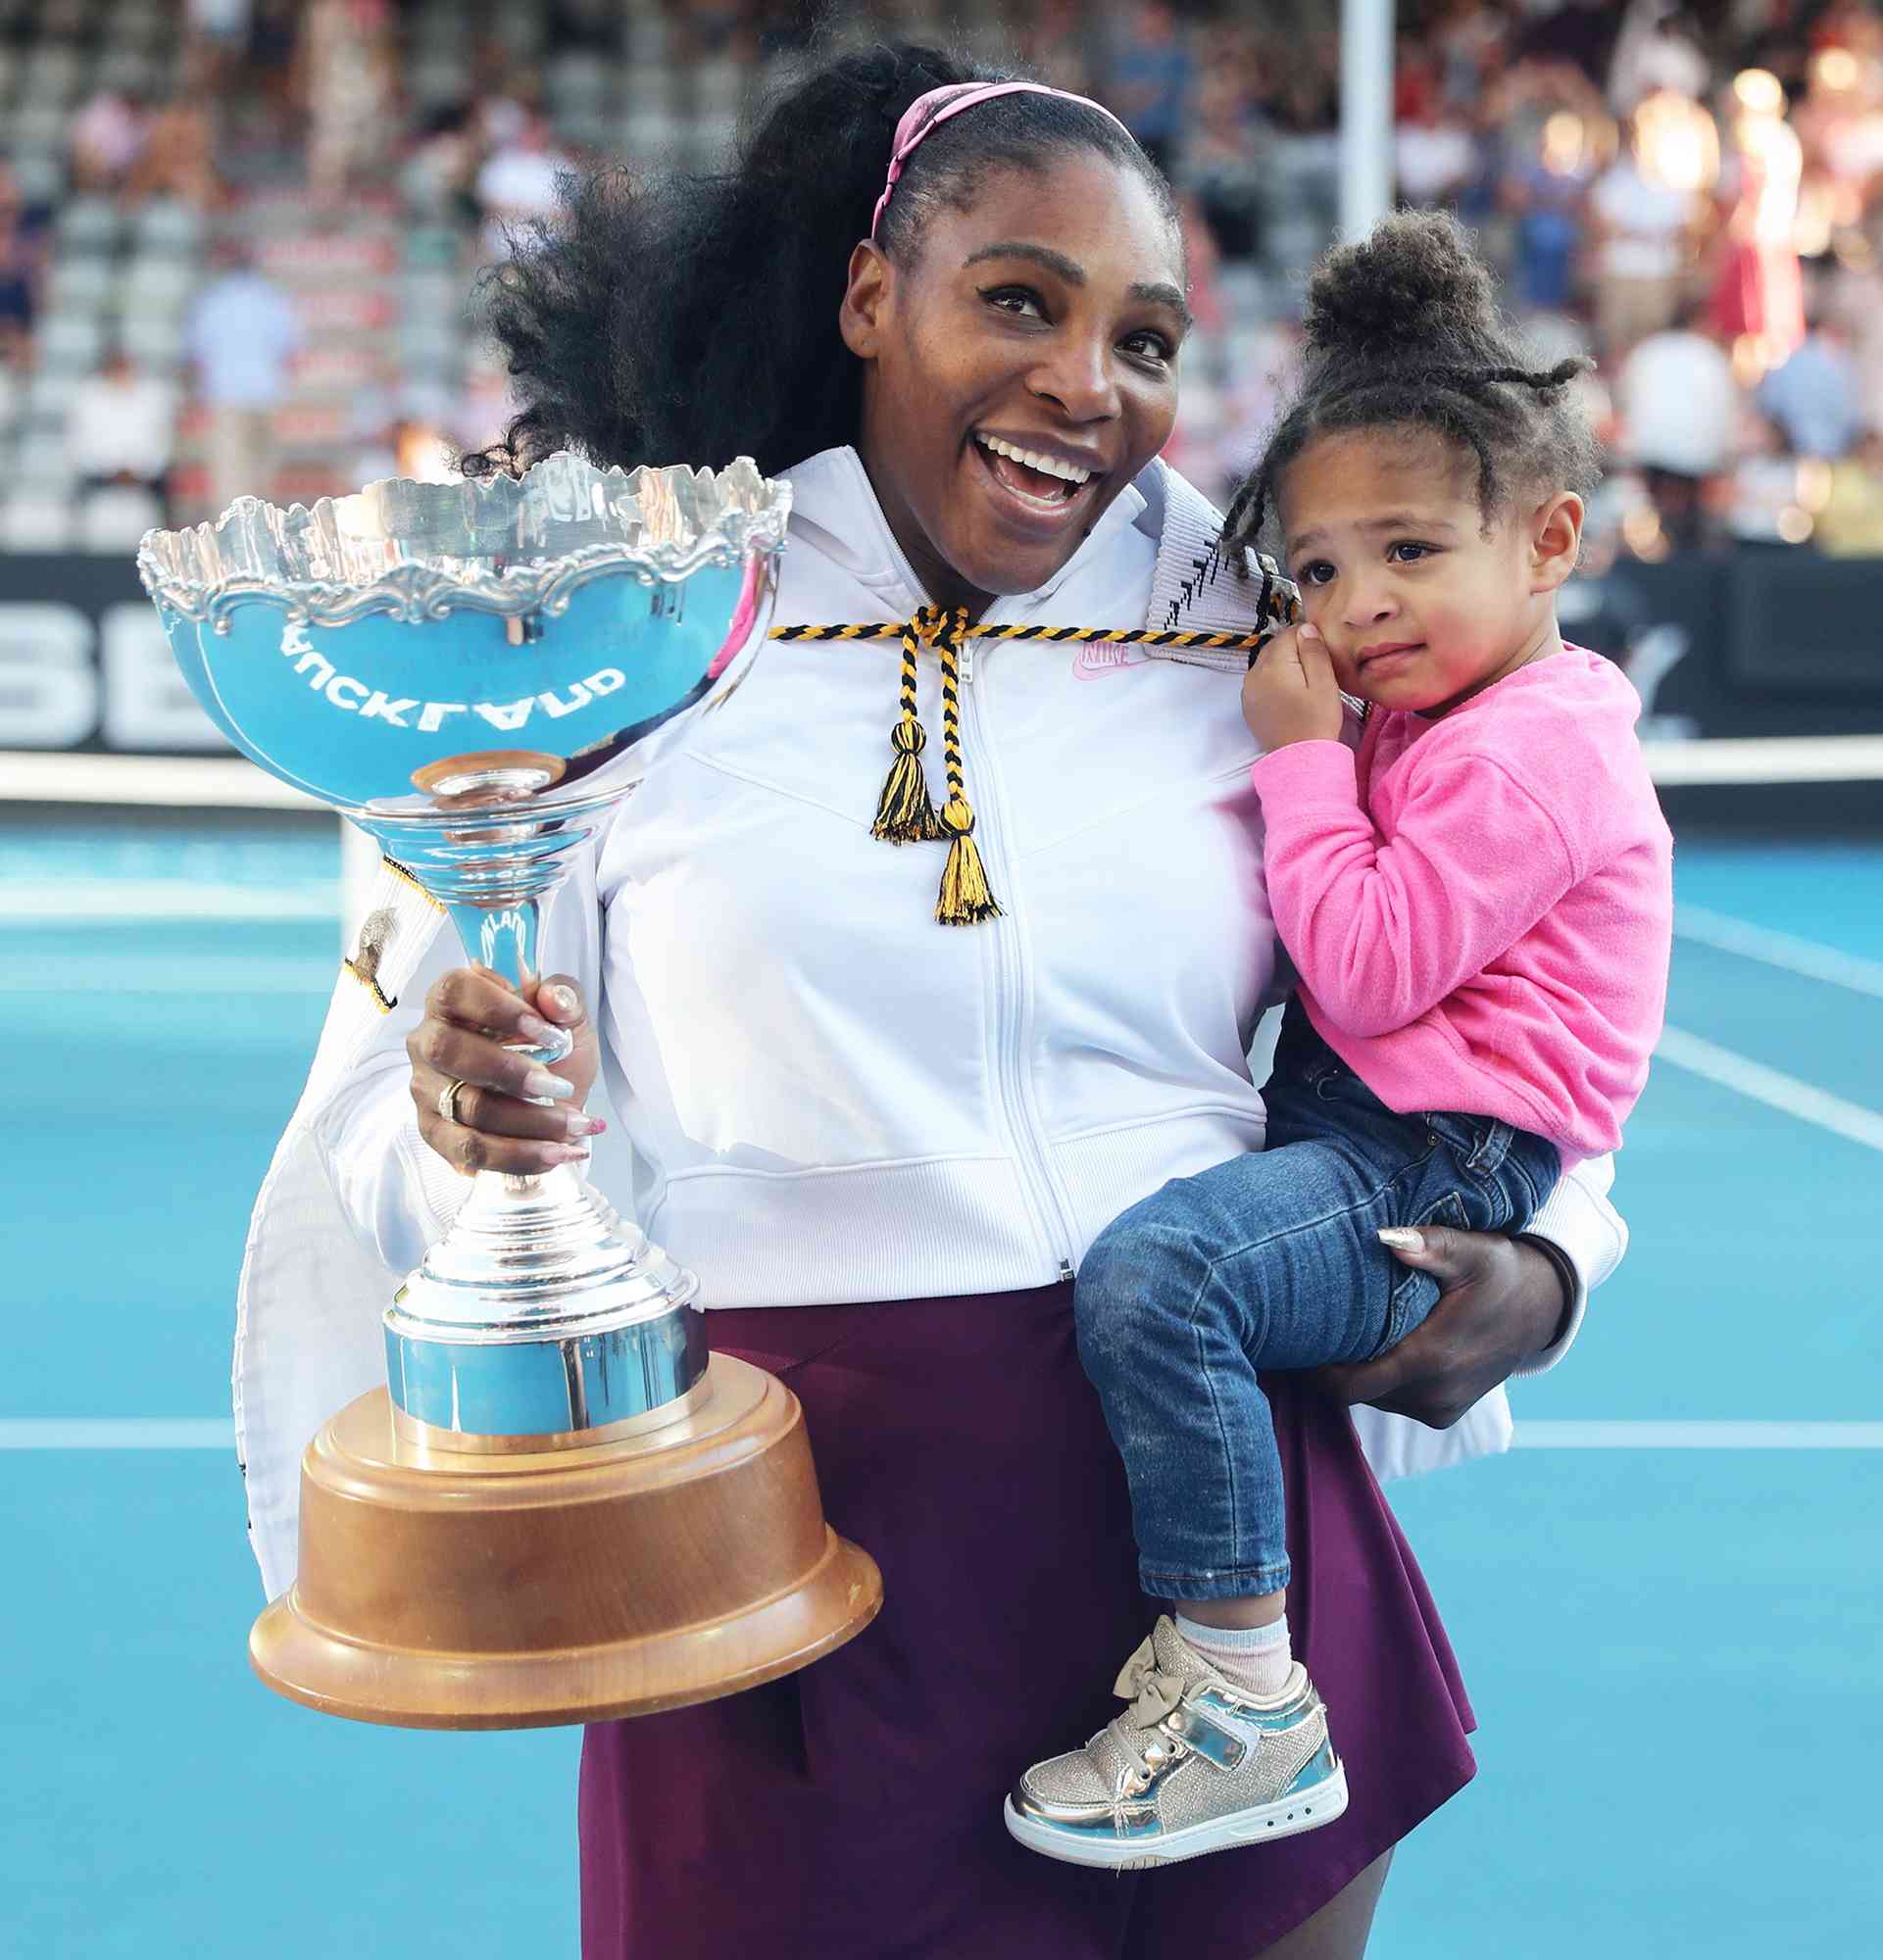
[1276,429,1575,716]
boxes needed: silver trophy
[138,455,882,1728]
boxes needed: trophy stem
[446,895,573,1064]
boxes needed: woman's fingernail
[517,1013,557,1044]
[543,984,579,1017]
[1377,1227,1425,1252]
[567,1114,606,1138]
[525,1069,576,1100]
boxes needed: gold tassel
[935,794,1002,925]
[870,610,946,843]
[932,611,1003,924]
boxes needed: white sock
[1175,1610,1293,1698]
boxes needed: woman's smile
[969,428,1104,532]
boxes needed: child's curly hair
[1223,210,1603,556]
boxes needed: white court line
[1517,1421,1883,1449]
[0,1419,235,1449]
[1676,905,1883,1002]
[1656,1024,1883,1154]
[13,880,340,922]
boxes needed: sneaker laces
[1106,1634,1187,1778]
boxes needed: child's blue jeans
[1074,1000,1560,1602]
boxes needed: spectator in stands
[0,172,43,363]
[126,97,222,211]
[1609,5,1710,115]
[1108,1,1195,173]
[1616,296,1742,551]
[1183,68,1267,263]
[1395,89,1478,208]
[1710,68,1806,373]
[301,0,397,201]
[475,110,573,259]
[187,242,302,514]
[187,0,254,85]
[67,351,179,509]
[70,88,149,196]
[1589,104,1708,355]
[1502,109,1595,313]
[1757,305,1863,458]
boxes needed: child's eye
[1388,541,1434,564]
[1297,561,1336,587]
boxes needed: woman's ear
[838,239,892,360]
[1528,490,1585,594]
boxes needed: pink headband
[868,81,1135,240]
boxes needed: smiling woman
[247,40,1633,1960]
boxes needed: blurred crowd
[7,0,1883,564]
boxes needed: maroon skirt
[579,1284,1475,1958]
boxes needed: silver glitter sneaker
[1004,1616,1348,1869]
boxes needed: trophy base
[250,1355,882,1730]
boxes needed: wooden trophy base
[250,1353,882,1729]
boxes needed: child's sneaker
[1004,1614,1348,1869]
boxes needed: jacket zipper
[958,646,1080,1282]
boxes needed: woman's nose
[1028,339,1120,422]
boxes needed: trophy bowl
[138,454,882,1728]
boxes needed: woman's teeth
[975,433,1093,488]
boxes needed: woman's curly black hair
[465,42,1173,481]
[1222,210,1603,558]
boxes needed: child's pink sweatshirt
[1248,647,1673,1163]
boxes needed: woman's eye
[982,286,1047,320]
[1120,330,1175,364]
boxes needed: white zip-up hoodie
[237,449,1626,1597]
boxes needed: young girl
[1008,211,1673,1870]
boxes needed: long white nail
[1377,1227,1424,1252]
[524,1069,575,1100]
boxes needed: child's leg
[1073,1139,1414,1621]
[1011,1145,1399,1868]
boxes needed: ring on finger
[436,1077,471,1127]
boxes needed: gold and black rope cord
[774,598,1296,926]
[871,608,947,844]
[930,607,1001,926]
[771,620,1273,654]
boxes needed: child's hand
[1241,623,1345,752]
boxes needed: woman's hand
[408,968,604,1176]
[1313,1226,1572,1428]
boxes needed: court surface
[5,816,1879,1959]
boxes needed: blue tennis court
[6,814,1879,1958]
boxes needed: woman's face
[841,152,1189,612]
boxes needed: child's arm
[1250,737,1584,1040]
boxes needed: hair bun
[1303,210,1498,362]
